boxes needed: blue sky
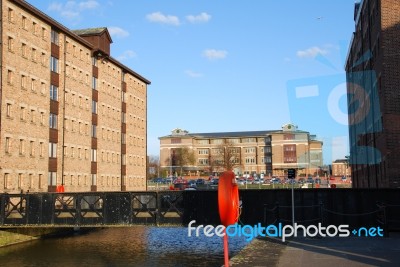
[27,0,357,164]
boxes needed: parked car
[151,177,164,184]
[188,180,197,188]
[307,177,315,184]
[196,178,205,185]
[271,177,281,184]
[211,178,219,185]
[298,178,306,184]
[236,178,245,185]
[253,178,261,184]
[173,179,189,190]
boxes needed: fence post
[263,204,267,225]
[319,201,324,225]
[275,201,280,225]
[377,201,388,238]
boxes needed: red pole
[223,228,229,267]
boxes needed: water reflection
[0,227,248,267]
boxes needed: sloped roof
[72,27,107,35]
[159,129,311,139]
[72,27,113,44]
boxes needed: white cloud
[297,46,328,58]
[202,49,228,60]
[146,12,180,26]
[185,70,203,78]
[108,27,130,38]
[48,1,99,19]
[117,50,137,61]
[79,0,99,9]
[186,12,211,23]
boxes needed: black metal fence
[0,191,187,227]
[1,189,400,232]
[244,188,400,233]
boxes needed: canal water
[0,227,249,267]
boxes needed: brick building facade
[0,0,150,193]
[345,0,400,188]
[159,124,323,178]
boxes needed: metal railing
[264,200,400,237]
[0,192,185,227]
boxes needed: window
[22,43,27,57]
[41,52,47,66]
[30,141,35,156]
[284,134,295,140]
[48,172,57,186]
[7,36,14,52]
[39,142,44,157]
[49,113,57,129]
[20,107,26,121]
[91,125,97,138]
[6,103,12,117]
[91,149,97,162]
[32,48,37,62]
[198,149,209,155]
[171,138,181,144]
[92,173,97,185]
[92,100,97,114]
[51,30,59,44]
[245,147,256,153]
[121,112,126,123]
[40,112,45,125]
[8,8,14,22]
[212,139,223,144]
[29,174,33,188]
[92,77,97,90]
[42,27,46,39]
[31,78,36,92]
[245,157,256,164]
[121,133,126,144]
[122,154,126,165]
[32,21,38,35]
[283,145,297,163]
[92,57,97,66]
[18,173,23,189]
[50,56,58,73]
[121,91,126,102]
[49,142,57,158]
[198,158,209,165]
[19,139,25,155]
[5,137,11,153]
[50,85,58,100]
[38,174,43,189]
[7,70,13,84]
[22,16,27,29]
[21,75,27,89]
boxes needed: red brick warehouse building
[345,0,400,188]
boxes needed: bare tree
[147,155,160,179]
[174,147,196,175]
[164,147,196,176]
[210,142,241,172]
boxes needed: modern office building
[0,0,150,193]
[345,0,400,188]
[159,123,323,178]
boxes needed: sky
[26,0,358,164]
